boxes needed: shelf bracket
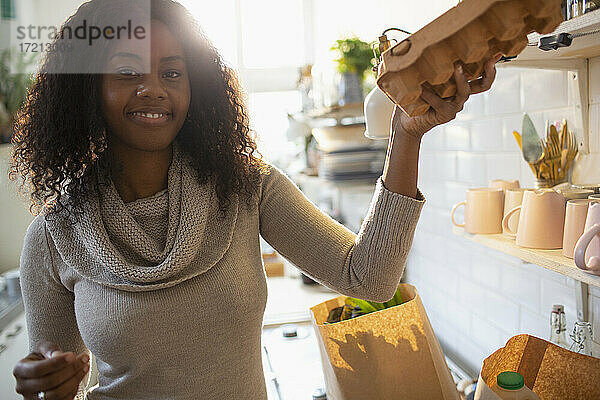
[575,280,590,322]
[499,58,590,154]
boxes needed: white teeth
[132,112,166,119]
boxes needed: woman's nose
[136,77,166,100]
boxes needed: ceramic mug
[503,189,533,234]
[563,199,593,258]
[574,202,600,275]
[489,179,520,192]
[502,189,566,249]
[451,188,504,234]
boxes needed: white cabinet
[0,312,29,400]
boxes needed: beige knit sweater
[19,143,425,399]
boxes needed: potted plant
[330,36,375,105]
[0,48,35,144]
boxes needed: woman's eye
[117,68,141,77]
[163,70,181,79]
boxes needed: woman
[10,0,499,399]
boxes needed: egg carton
[377,0,564,117]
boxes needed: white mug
[574,202,600,275]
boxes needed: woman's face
[100,19,191,152]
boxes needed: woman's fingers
[13,351,89,399]
[420,86,447,111]
[470,54,501,94]
[46,367,87,400]
[14,352,74,379]
[17,362,86,400]
[33,357,86,391]
[454,64,471,105]
[421,84,462,124]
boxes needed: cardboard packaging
[262,251,285,277]
[309,284,459,400]
[474,334,600,400]
[377,0,564,116]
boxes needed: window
[179,0,238,67]
[180,0,310,91]
[180,0,312,164]
[239,0,305,69]
[248,91,302,166]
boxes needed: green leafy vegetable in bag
[324,286,407,324]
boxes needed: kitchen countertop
[262,274,337,399]
[262,321,326,400]
[263,274,338,326]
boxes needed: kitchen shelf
[291,102,365,128]
[452,226,600,289]
[507,9,600,64]
[498,10,600,154]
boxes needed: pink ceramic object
[452,188,504,234]
[563,199,593,259]
[502,189,566,249]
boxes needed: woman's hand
[13,340,90,400]
[392,54,502,141]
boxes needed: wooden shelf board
[508,9,600,64]
[452,226,600,288]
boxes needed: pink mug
[502,189,566,249]
[489,179,520,192]
[451,188,504,234]
[574,201,600,275]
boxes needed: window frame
[233,0,315,93]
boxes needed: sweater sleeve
[19,215,91,400]
[259,165,425,302]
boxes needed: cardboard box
[475,334,600,399]
[262,252,285,277]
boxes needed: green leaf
[345,297,378,314]
[367,301,386,311]
[383,299,396,308]
[381,286,405,308]
[392,287,404,307]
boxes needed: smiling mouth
[126,111,172,125]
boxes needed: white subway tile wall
[404,62,600,375]
[333,58,600,375]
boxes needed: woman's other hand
[392,54,502,141]
[13,340,90,400]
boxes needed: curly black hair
[9,0,268,220]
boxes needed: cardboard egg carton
[377,0,564,117]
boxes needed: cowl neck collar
[45,142,239,292]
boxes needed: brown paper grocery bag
[474,334,600,400]
[309,283,459,400]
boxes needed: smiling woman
[7,0,497,399]
[100,21,192,202]
[10,0,265,217]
